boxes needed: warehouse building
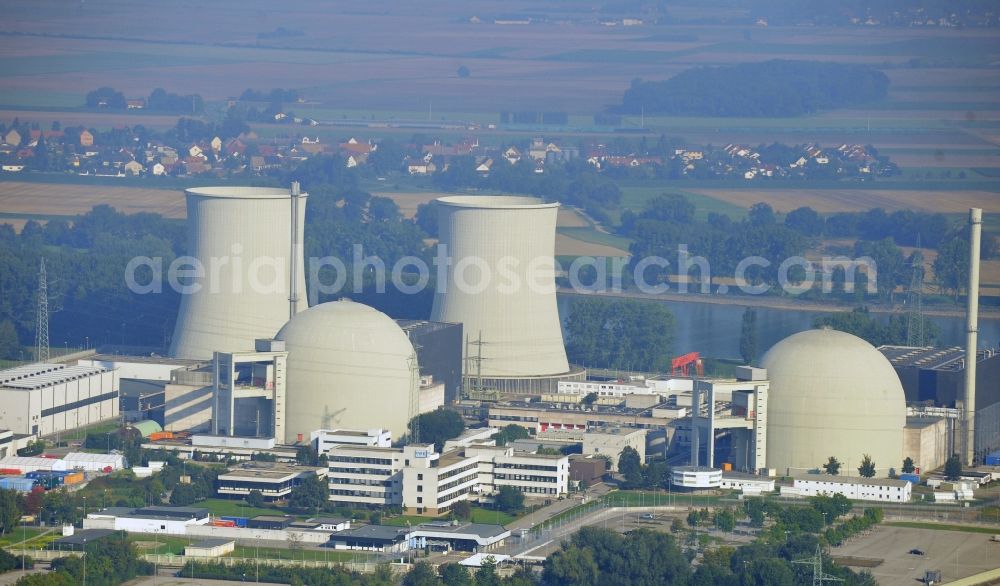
[217,461,326,501]
[0,363,119,436]
[329,522,509,553]
[780,476,912,503]
[880,345,1000,459]
[49,529,118,552]
[84,505,211,535]
[79,354,210,428]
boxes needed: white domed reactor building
[430,195,584,394]
[276,299,418,442]
[170,186,307,360]
[762,328,906,477]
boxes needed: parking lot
[832,526,999,585]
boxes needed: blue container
[899,473,920,484]
[221,516,248,528]
[985,451,1000,467]
[0,477,38,492]
[25,470,68,480]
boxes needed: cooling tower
[430,196,578,389]
[169,186,307,359]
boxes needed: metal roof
[63,453,124,464]
[0,363,110,390]
[878,345,998,372]
[130,420,163,437]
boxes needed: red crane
[671,352,704,377]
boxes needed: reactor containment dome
[276,299,417,442]
[169,186,307,360]
[430,196,582,394]
[762,328,906,477]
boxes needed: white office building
[671,466,723,489]
[0,363,119,436]
[780,476,912,503]
[719,473,776,495]
[403,444,481,515]
[326,445,405,507]
[327,437,568,515]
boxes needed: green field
[557,227,633,253]
[128,534,193,555]
[886,521,1000,535]
[197,498,283,520]
[0,527,50,548]
[619,185,746,219]
[232,546,373,563]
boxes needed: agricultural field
[0,181,185,220]
[683,187,1000,214]
[0,1,997,150]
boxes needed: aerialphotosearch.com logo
[124,243,879,300]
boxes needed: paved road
[0,569,46,585]
[509,483,615,532]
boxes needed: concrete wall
[903,417,950,472]
[164,383,212,432]
[185,524,332,544]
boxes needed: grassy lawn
[128,535,193,555]
[886,522,1000,535]
[602,490,722,509]
[470,506,517,526]
[618,185,746,219]
[0,527,49,548]
[232,546,373,563]
[382,515,437,527]
[557,227,632,253]
[197,498,282,520]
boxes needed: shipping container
[220,516,248,528]
[899,473,920,484]
[722,463,733,472]
[63,472,85,485]
[0,477,38,492]
[210,520,236,527]
[149,431,174,441]
[0,468,22,475]
[985,451,1000,467]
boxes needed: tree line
[613,60,890,117]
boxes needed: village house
[123,160,144,176]
[79,130,94,147]
[405,156,436,175]
[4,129,21,146]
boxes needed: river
[557,294,1000,361]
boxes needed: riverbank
[557,287,1000,321]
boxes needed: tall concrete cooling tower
[169,186,307,359]
[430,196,583,394]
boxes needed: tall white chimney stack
[964,207,982,466]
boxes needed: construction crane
[671,352,704,377]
